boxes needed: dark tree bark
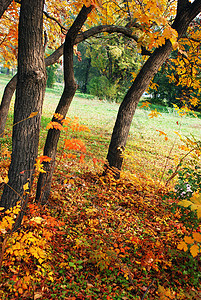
[0,0,46,214]
[82,55,91,93]
[106,45,113,80]
[36,5,93,203]
[0,25,138,136]
[0,0,12,18]
[106,0,201,178]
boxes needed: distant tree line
[72,41,201,112]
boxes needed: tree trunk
[0,0,12,18]
[106,0,201,178]
[36,5,93,204]
[106,41,173,177]
[0,0,46,216]
[82,56,91,93]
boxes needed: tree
[46,64,58,88]
[73,43,94,94]
[0,0,46,218]
[106,0,201,177]
[35,4,93,202]
[0,0,12,18]
[147,64,184,107]
[75,36,142,102]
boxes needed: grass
[42,80,201,183]
[1,73,201,182]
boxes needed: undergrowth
[0,140,200,299]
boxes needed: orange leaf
[83,0,92,7]
[192,232,201,243]
[28,112,38,118]
[177,241,188,252]
[184,236,194,244]
[190,244,199,257]
[148,109,162,119]
[54,113,64,121]
[140,101,150,108]
[79,154,85,163]
[37,155,52,163]
[46,121,63,131]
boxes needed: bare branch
[45,24,142,66]
[76,24,139,44]
[43,11,67,34]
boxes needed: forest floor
[0,75,201,299]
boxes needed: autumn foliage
[1,0,201,299]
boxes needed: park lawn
[0,75,201,299]
[42,80,201,184]
[1,73,201,180]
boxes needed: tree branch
[177,0,191,15]
[43,11,67,34]
[45,24,141,66]
[76,24,139,44]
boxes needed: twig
[141,279,155,300]
[158,121,182,186]
[43,11,67,34]
[165,146,198,186]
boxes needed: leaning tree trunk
[0,0,46,215]
[0,0,12,18]
[106,0,201,178]
[36,5,93,204]
[82,55,91,93]
[0,75,17,137]
[106,41,173,177]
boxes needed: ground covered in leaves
[0,162,200,300]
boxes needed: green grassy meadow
[1,73,200,183]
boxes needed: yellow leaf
[191,193,201,204]
[192,232,201,243]
[148,109,162,119]
[30,217,44,224]
[177,241,188,252]
[179,194,201,219]
[190,244,200,257]
[23,182,29,191]
[4,176,9,184]
[184,236,194,244]
[0,176,9,184]
[178,200,192,208]
[28,112,38,118]
[196,209,201,219]
[0,175,8,184]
